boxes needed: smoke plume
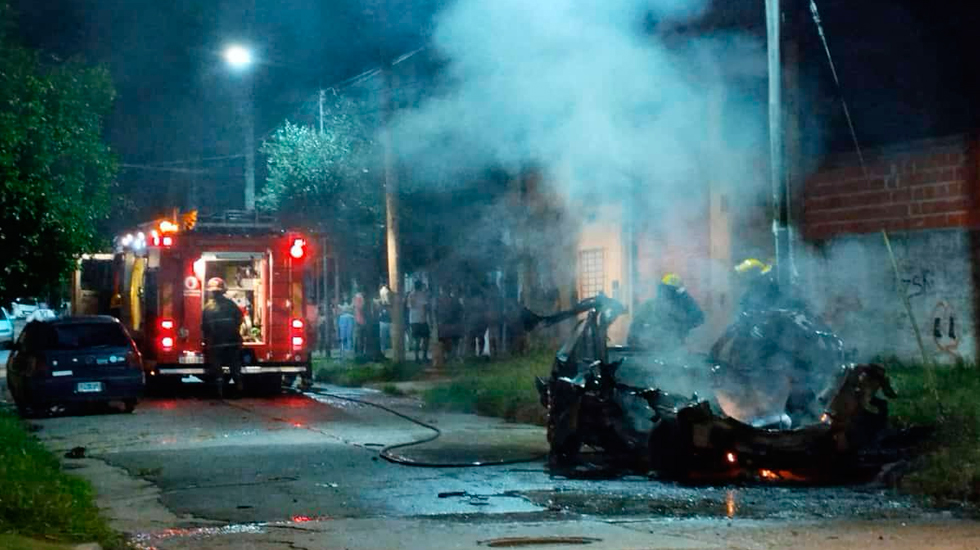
[392,0,770,221]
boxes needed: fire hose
[307,389,548,468]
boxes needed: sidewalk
[128,516,980,550]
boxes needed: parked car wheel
[122,399,137,413]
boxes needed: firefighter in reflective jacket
[628,273,704,355]
[202,277,244,396]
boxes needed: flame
[725,452,737,464]
[759,469,778,480]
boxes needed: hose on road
[306,389,548,468]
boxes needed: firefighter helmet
[735,258,772,276]
[206,277,227,292]
[661,273,683,288]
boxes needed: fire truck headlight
[161,336,175,351]
[291,336,304,348]
[291,319,304,329]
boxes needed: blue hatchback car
[7,316,145,417]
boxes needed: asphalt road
[3,379,979,549]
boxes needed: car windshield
[38,323,130,350]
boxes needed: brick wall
[803,136,978,240]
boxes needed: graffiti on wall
[902,268,934,300]
[931,300,960,359]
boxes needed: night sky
[9,0,979,217]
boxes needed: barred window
[578,248,605,299]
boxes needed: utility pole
[382,63,405,362]
[766,0,791,285]
[242,0,256,211]
[243,92,255,211]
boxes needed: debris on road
[65,446,87,459]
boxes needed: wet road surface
[4,381,977,549]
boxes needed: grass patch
[882,358,980,503]
[313,358,426,387]
[0,413,122,548]
[422,351,552,425]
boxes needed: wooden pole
[382,64,405,363]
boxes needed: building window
[578,248,605,299]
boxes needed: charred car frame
[534,295,899,483]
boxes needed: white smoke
[391,0,770,221]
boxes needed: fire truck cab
[80,211,315,392]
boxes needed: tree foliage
[259,91,384,281]
[0,27,118,305]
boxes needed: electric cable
[306,388,548,468]
[808,0,868,176]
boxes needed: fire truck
[73,211,316,392]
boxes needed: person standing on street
[202,277,244,397]
[437,286,463,362]
[407,279,431,363]
[353,289,367,356]
[336,295,354,357]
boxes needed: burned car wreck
[534,295,899,483]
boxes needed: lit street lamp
[224,43,256,211]
[224,45,253,69]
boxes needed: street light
[224,45,253,69]
[223,44,256,211]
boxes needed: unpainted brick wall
[803,136,978,239]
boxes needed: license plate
[76,382,104,393]
[179,355,205,364]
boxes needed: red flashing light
[152,236,161,246]
[162,235,174,247]
[291,318,304,329]
[161,336,174,351]
[290,238,306,259]
[160,319,175,330]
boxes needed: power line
[120,164,213,174]
[144,154,245,167]
[809,0,867,174]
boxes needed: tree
[259,91,384,283]
[0,27,118,305]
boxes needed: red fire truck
[74,211,316,392]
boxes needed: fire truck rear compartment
[198,253,269,345]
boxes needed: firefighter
[734,258,781,314]
[627,273,704,355]
[202,277,244,397]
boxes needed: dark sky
[9,0,979,217]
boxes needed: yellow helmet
[661,273,683,288]
[735,258,772,276]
